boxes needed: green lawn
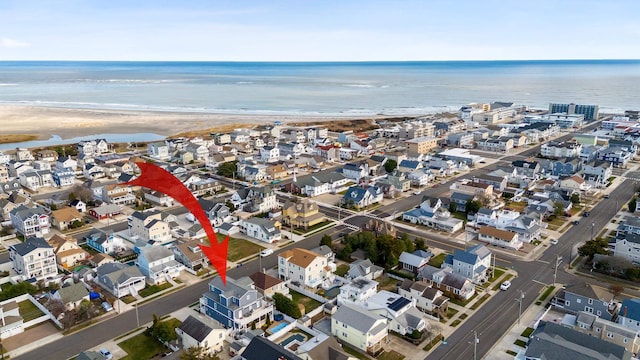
[341,344,371,360]
[227,237,265,262]
[139,282,172,298]
[422,334,442,352]
[488,268,505,282]
[450,319,462,327]
[290,290,322,313]
[378,350,405,360]
[450,292,478,307]
[470,293,490,310]
[514,339,527,348]
[428,253,447,268]
[335,264,350,277]
[521,327,535,338]
[18,300,44,322]
[119,332,166,360]
[292,220,333,234]
[377,275,400,292]
[537,286,556,303]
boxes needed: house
[551,281,620,322]
[19,170,54,191]
[398,279,449,314]
[95,263,146,298]
[399,250,432,274]
[559,175,591,192]
[541,141,582,159]
[78,139,110,157]
[148,142,171,160]
[383,170,411,192]
[88,203,122,220]
[610,233,640,264]
[83,164,105,180]
[90,253,115,268]
[55,156,78,171]
[450,192,475,213]
[0,300,24,339]
[405,136,439,154]
[47,234,90,269]
[248,271,288,299]
[599,149,632,168]
[144,190,174,207]
[137,246,183,285]
[128,210,171,243]
[51,207,84,231]
[402,196,464,233]
[347,259,384,280]
[525,321,631,360]
[217,222,240,236]
[397,160,423,173]
[569,311,640,354]
[51,283,90,310]
[310,244,335,263]
[418,265,475,300]
[240,336,302,360]
[583,160,613,188]
[511,160,541,179]
[477,226,523,250]
[296,333,355,360]
[337,277,379,306]
[189,178,221,197]
[331,303,388,356]
[231,186,277,213]
[360,290,428,336]
[260,146,280,163]
[9,237,58,281]
[342,162,369,181]
[240,217,281,243]
[10,205,50,237]
[176,314,227,355]
[620,299,640,333]
[442,244,492,284]
[278,248,330,288]
[0,199,16,221]
[285,172,349,197]
[198,199,231,226]
[265,164,287,180]
[200,276,274,330]
[70,199,87,213]
[341,185,383,209]
[173,239,209,272]
[84,229,125,254]
[101,184,135,205]
[282,198,326,230]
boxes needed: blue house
[618,298,640,332]
[83,229,124,254]
[548,158,582,177]
[398,160,422,172]
[200,276,273,330]
[341,185,383,209]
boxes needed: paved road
[426,179,636,360]
[16,226,337,360]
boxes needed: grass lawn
[121,295,136,304]
[450,292,477,307]
[290,290,322,313]
[335,264,350,277]
[378,350,405,360]
[488,268,505,282]
[377,275,400,292]
[227,237,265,262]
[450,319,462,327]
[470,293,490,310]
[139,282,172,298]
[293,220,333,234]
[514,339,527,348]
[521,327,535,338]
[537,286,556,303]
[428,253,447,268]
[18,300,44,322]
[119,332,166,360]
[422,334,442,352]
[341,344,370,360]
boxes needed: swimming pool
[269,321,290,334]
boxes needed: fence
[4,294,63,329]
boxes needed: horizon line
[1,58,640,63]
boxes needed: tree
[578,238,610,260]
[465,199,481,214]
[181,346,220,360]
[320,234,332,247]
[448,202,457,213]
[553,201,565,217]
[217,161,238,178]
[225,200,236,212]
[629,197,637,213]
[69,185,94,203]
[384,159,397,174]
[610,284,624,299]
[340,243,353,261]
[570,193,580,204]
[415,238,427,251]
[273,293,301,319]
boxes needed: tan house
[405,136,439,154]
[451,180,494,197]
[266,164,288,180]
[51,207,84,231]
[90,253,115,267]
[282,198,326,230]
[278,248,332,288]
[48,234,90,269]
[477,226,523,250]
[249,271,288,299]
[560,175,591,192]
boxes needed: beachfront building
[405,136,439,154]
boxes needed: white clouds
[1,38,30,48]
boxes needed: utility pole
[516,290,525,324]
[553,254,562,285]
[135,300,140,328]
[472,331,479,360]
[591,222,595,241]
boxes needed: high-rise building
[549,103,599,120]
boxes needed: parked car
[101,301,114,312]
[260,249,274,257]
[550,239,558,245]
[500,281,511,291]
[99,349,113,360]
[573,220,580,225]
[604,194,610,199]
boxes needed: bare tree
[46,299,66,318]
[610,284,624,300]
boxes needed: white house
[136,246,183,285]
[337,277,379,306]
[148,142,171,160]
[176,314,227,355]
[9,237,58,281]
[259,146,280,163]
[10,205,50,237]
[559,175,591,192]
[240,217,281,243]
[398,280,449,314]
[360,290,428,337]
[278,247,331,288]
[442,244,492,284]
[331,304,388,356]
[477,226,523,250]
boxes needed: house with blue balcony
[200,276,273,330]
[83,229,125,255]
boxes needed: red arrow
[122,162,229,284]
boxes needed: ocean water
[0,60,639,116]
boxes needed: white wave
[70,78,176,84]
[345,84,375,88]
[0,83,17,86]
[235,81,255,84]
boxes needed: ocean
[0,60,639,116]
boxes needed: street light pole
[591,222,595,241]
[472,331,479,360]
[516,290,525,324]
[553,254,562,285]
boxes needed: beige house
[176,314,226,355]
[277,248,331,288]
[48,234,90,269]
[560,175,591,192]
[477,226,523,250]
[249,271,288,299]
[405,136,439,154]
[282,198,326,230]
[331,304,388,356]
[128,210,171,242]
[51,207,84,231]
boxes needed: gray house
[551,281,620,321]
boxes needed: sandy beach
[0,105,390,141]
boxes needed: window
[566,301,570,306]
[588,299,593,305]
[624,338,629,344]
[607,332,614,339]
[576,299,581,304]
[342,332,347,337]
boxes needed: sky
[1,0,639,61]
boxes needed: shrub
[273,293,301,319]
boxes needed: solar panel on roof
[389,297,411,312]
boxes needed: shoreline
[0,104,422,143]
